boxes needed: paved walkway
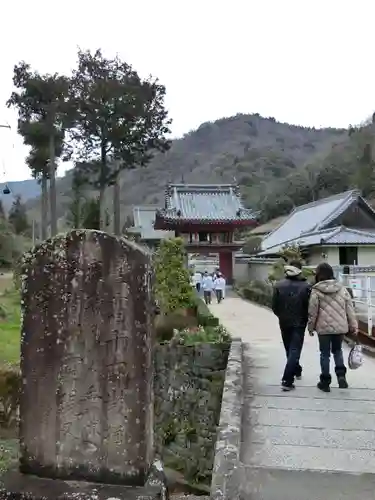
[209,296,375,499]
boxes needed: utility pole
[32,219,35,246]
[0,124,11,194]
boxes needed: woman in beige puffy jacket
[308,262,358,393]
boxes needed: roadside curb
[210,339,243,500]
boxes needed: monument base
[0,464,168,500]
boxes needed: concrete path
[209,296,375,499]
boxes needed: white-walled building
[240,190,375,283]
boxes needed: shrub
[0,365,21,428]
[156,312,198,343]
[242,235,262,255]
[240,280,273,308]
[154,238,195,314]
[0,438,18,473]
[172,324,231,345]
[193,295,219,327]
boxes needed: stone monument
[0,230,167,499]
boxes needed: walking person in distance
[213,271,226,303]
[202,271,214,305]
[193,270,202,293]
[272,260,311,391]
[308,262,358,393]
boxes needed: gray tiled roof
[257,226,375,256]
[325,227,375,244]
[129,206,174,240]
[157,184,256,223]
[261,190,364,250]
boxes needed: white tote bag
[348,342,363,370]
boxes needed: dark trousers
[203,290,212,304]
[215,289,223,303]
[281,326,305,385]
[196,283,201,293]
[318,334,346,379]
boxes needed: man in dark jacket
[272,260,311,391]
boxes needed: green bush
[0,365,21,428]
[172,324,231,345]
[193,296,219,327]
[154,238,195,314]
[156,312,198,343]
[0,438,18,473]
[239,280,273,308]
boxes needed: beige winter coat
[308,280,358,335]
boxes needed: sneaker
[296,375,302,380]
[281,382,295,392]
[317,381,330,393]
[338,377,349,389]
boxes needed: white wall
[309,245,375,267]
[233,261,250,283]
[248,261,274,282]
[357,247,375,266]
[307,247,339,266]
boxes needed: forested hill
[24,113,375,224]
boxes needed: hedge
[193,294,219,327]
[238,280,273,308]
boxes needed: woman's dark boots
[335,366,348,389]
[317,374,331,393]
[318,370,348,392]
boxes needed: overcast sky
[0,0,373,181]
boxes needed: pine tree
[8,195,29,234]
[70,49,171,232]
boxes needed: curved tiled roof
[261,190,366,250]
[156,184,257,224]
[128,206,174,240]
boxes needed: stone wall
[154,341,230,485]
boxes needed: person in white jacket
[214,272,226,303]
[191,271,202,292]
[202,271,214,304]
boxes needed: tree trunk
[74,197,81,229]
[99,144,108,232]
[99,189,105,230]
[113,178,120,236]
[41,175,48,241]
[49,133,57,237]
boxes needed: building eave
[261,190,362,251]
